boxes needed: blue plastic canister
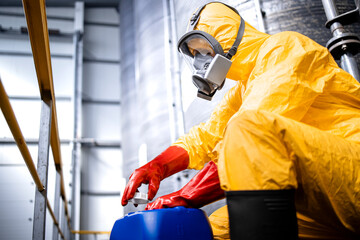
[110,207,213,240]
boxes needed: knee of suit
[218,110,298,191]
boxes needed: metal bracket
[325,0,360,28]
[326,32,360,59]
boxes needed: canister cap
[129,192,149,204]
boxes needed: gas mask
[177,2,245,100]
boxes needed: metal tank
[134,0,184,205]
[119,0,139,214]
[120,0,181,214]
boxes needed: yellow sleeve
[173,81,243,169]
[239,31,336,119]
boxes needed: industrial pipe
[341,52,360,80]
[322,0,360,81]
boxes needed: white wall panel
[56,100,74,140]
[0,166,35,240]
[0,37,73,56]
[0,8,73,33]
[47,18,74,33]
[46,7,74,18]
[85,8,119,24]
[0,7,25,14]
[0,7,74,18]
[0,145,38,164]
[83,25,119,60]
[0,15,27,28]
[81,148,122,192]
[0,36,32,53]
[80,196,122,236]
[0,56,39,97]
[83,63,120,101]
[49,40,74,55]
[82,104,120,140]
[52,58,74,97]
[0,100,41,139]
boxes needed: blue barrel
[110,207,213,240]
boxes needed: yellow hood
[193,2,270,83]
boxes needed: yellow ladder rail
[22,0,71,228]
[72,230,111,235]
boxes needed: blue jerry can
[110,207,213,240]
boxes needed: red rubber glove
[145,161,224,210]
[121,145,189,206]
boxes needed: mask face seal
[177,2,245,101]
[178,31,232,100]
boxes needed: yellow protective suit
[173,2,360,239]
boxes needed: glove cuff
[179,161,225,208]
[150,145,189,180]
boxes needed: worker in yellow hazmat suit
[122,2,360,239]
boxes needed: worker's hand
[121,146,189,206]
[145,191,188,210]
[121,164,162,206]
[145,161,225,210]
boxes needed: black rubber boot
[226,189,298,240]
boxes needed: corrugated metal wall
[120,0,183,215]
[119,0,139,215]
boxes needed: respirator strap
[189,2,245,60]
[225,16,245,60]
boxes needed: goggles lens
[179,35,217,73]
[187,37,215,57]
[179,34,216,58]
